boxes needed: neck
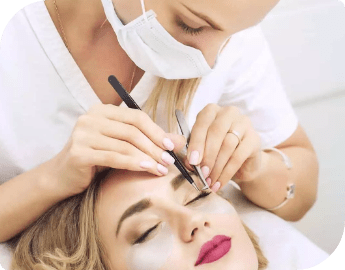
[48,0,110,45]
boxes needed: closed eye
[176,17,204,36]
[133,223,160,244]
[133,191,211,245]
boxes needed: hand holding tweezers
[107,75,201,191]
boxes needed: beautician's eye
[133,223,160,245]
[185,191,211,206]
[176,18,204,36]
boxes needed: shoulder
[1,2,45,48]
[210,24,271,83]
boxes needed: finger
[90,104,175,151]
[211,182,221,192]
[166,133,187,153]
[202,110,237,172]
[207,117,246,184]
[84,147,167,176]
[187,104,219,165]
[208,133,240,186]
[98,119,175,166]
[217,136,253,185]
[91,134,174,175]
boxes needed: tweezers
[175,110,209,190]
[108,75,200,191]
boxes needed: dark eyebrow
[170,171,197,191]
[116,171,197,237]
[116,198,152,237]
[181,4,222,31]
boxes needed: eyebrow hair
[171,171,197,191]
[116,198,152,237]
[116,171,198,237]
[181,4,222,31]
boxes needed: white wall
[262,0,345,105]
[261,0,345,254]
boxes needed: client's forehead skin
[98,166,188,226]
[100,166,184,199]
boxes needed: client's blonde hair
[10,170,268,270]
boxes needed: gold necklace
[53,0,137,91]
[53,0,71,53]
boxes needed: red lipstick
[195,235,231,266]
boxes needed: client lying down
[10,165,268,270]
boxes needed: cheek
[126,222,174,270]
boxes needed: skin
[0,0,317,242]
[97,166,258,270]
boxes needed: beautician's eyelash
[133,191,211,245]
[176,18,204,36]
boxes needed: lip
[195,235,231,266]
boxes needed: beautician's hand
[185,104,262,192]
[48,103,185,196]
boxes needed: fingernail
[201,166,210,178]
[206,177,212,186]
[140,161,153,169]
[189,151,199,165]
[211,182,221,192]
[163,138,175,151]
[157,164,168,175]
[161,152,175,165]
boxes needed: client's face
[97,166,258,270]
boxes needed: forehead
[100,166,182,197]
[97,166,183,218]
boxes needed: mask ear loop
[140,0,154,29]
[140,0,149,22]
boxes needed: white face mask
[101,0,219,79]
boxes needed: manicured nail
[163,138,175,151]
[211,182,221,192]
[206,178,212,186]
[161,152,175,165]
[201,166,210,178]
[140,161,153,169]
[157,164,168,175]
[189,151,199,165]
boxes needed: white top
[0,0,298,184]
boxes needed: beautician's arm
[0,104,185,243]
[0,161,72,243]
[239,124,318,221]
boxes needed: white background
[259,0,345,261]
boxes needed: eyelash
[133,191,211,244]
[176,18,204,36]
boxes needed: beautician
[0,0,318,243]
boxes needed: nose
[169,206,210,243]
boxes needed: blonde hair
[10,171,268,270]
[10,171,109,270]
[144,78,202,132]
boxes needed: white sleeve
[217,25,298,148]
